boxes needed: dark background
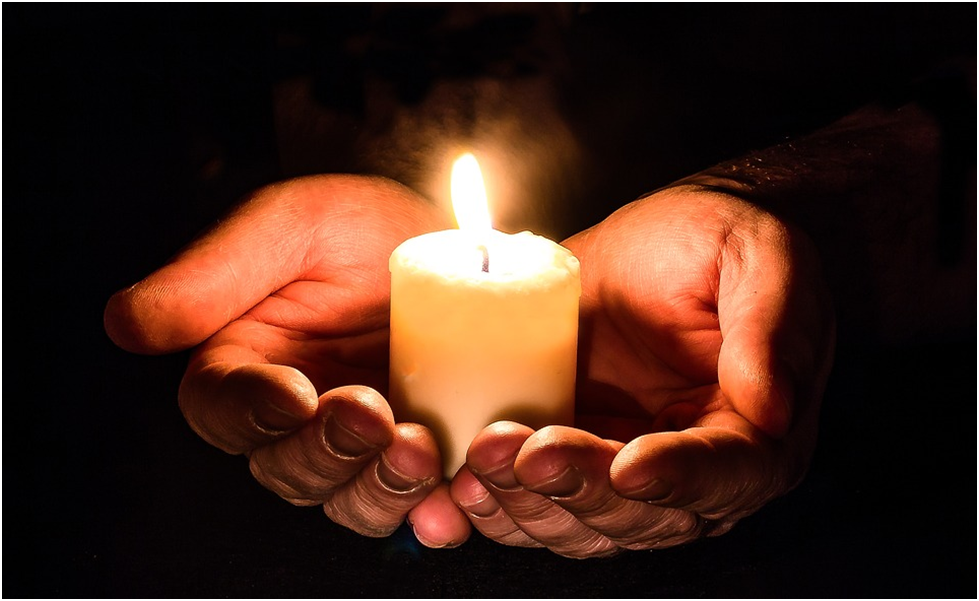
[5,4,975,597]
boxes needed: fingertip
[104,274,220,355]
[609,437,649,497]
[323,385,395,422]
[513,426,611,497]
[226,363,319,431]
[610,425,772,515]
[381,422,443,490]
[321,386,397,455]
[449,466,495,516]
[609,433,691,503]
[408,484,472,549]
[465,421,534,475]
[178,360,320,454]
[104,286,155,354]
[448,465,479,499]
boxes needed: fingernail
[633,477,673,502]
[253,401,305,433]
[408,518,464,549]
[324,414,378,459]
[526,465,583,498]
[376,454,429,493]
[472,462,521,491]
[458,488,498,518]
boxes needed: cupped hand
[451,184,836,558]
[104,175,471,547]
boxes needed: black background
[5,4,975,598]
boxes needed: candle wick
[477,244,489,273]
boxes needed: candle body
[389,229,580,477]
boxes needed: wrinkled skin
[105,175,834,557]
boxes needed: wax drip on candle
[477,244,489,273]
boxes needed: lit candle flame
[451,153,492,233]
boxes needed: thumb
[104,175,441,355]
[104,177,334,354]
[716,214,830,438]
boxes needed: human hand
[104,175,471,546]
[450,185,835,558]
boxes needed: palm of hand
[569,196,728,441]
[204,221,399,399]
[448,186,834,557]
[570,186,830,441]
[188,176,451,402]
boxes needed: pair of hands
[104,174,834,558]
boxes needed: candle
[388,153,581,478]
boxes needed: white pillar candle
[388,154,580,478]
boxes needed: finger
[104,180,318,355]
[406,483,472,549]
[248,386,395,505]
[515,426,703,550]
[450,466,542,549]
[178,354,320,454]
[104,175,444,355]
[466,422,617,558]
[322,422,443,538]
[610,413,789,523]
[716,209,833,437]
